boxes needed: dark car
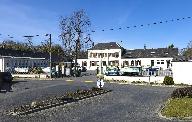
[81,67,87,72]
[0,72,13,91]
[0,72,13,83]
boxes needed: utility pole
[45,34,52,79]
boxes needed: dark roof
[122,48,178,58]
[89,42,121,50]
[0,48,64,62]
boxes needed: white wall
[77,59,88,67]
[104,76,164,83]
[0,58,3,72]
[172,62,192,85]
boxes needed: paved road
[0,76,176,122]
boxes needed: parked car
[0,72,13,83]
[81,66,87,72]
[0,72,13,91]
[120,67,140,76]
[105,66,120,76]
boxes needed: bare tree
[183,40,192,58]
[59,9,91,75]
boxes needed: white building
[172,61,192,85]
[77,42,178,70]
[0,56,49,72]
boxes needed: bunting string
[91,16,191,33]
[0,16,191,38]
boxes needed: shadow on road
[11,80,28,85]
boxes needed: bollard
[96,74,104,88]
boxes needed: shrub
[163,76,174,85]
[171,87,192,98]
[142,81,148,84]
[131,81,136,84]
[136,81,142,84]
[150,82,154,85]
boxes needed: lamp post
[45,34,52,79]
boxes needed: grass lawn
[161,97,192,118]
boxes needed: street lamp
[45,34,52,79]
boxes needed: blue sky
[0,0,192,49]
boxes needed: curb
[106,82,187,88]
[9,90,112,116]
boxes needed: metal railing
[142,70,172,77]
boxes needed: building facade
[0,56,49,72]
[77,42,178,70]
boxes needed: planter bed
[8,87,112,116]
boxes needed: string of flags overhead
[0,16,191,38]
[91,16,192,33]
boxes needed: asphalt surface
[0,75,177,122]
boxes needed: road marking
[66,79,74,82]
[84,80,93,83]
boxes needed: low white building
[77,42,178,71]
[0,56,49,72]
[172,61,192,85]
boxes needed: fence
[141,70,172,77]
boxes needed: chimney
[144,44,146,50]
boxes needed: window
[91,61,95,66]
[131,60,134,66]
[138,60,141,65]
[93,53,96,58]
[161,60,164,64]
[101,53,103,58]
[136,60,141,66]
[102,53,104,58]
[135,60,138,66]
[115,52,119,58]
[83,61,87,66]
[89,53,92,58]
[151,60,154,66]
[125,61,129,66]
[102,61,106,66]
